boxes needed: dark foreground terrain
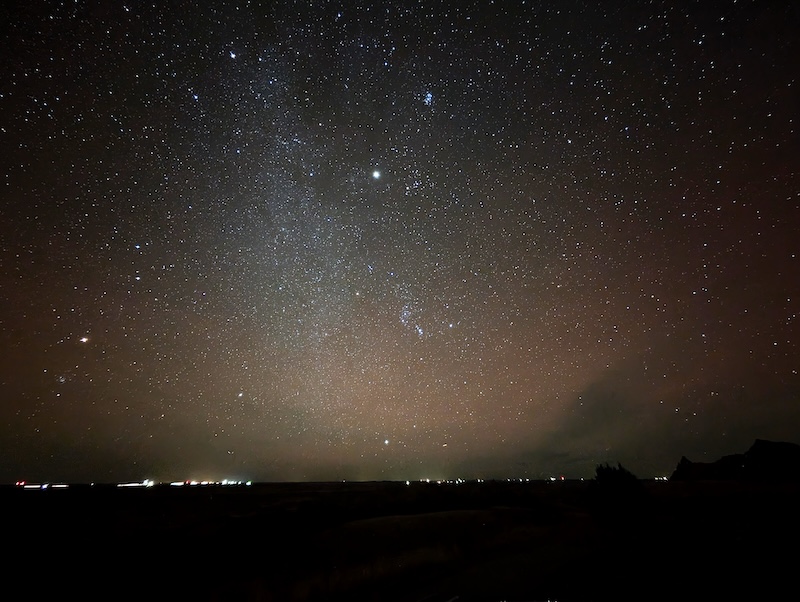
[4,479,799,601]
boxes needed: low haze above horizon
[1,1,798,483]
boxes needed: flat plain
[4,479,798,601]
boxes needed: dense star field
[1,1,798,483]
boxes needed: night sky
[1,1,798,483]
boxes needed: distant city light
[116,479,154,488]
[168,479,251,487]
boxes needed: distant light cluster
[13,479,252,488]
[169,480,252,487]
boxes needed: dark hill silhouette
[671,439,800,481]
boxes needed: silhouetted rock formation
[588,462,648,520]
[670,439,800,481]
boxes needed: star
[0,1,795,486]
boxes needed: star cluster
[1,1,798,482]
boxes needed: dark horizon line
[4,476,616,488]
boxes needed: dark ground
[4,479,799,601]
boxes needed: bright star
[372,170,381,179]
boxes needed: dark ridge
[670,439,800,481]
